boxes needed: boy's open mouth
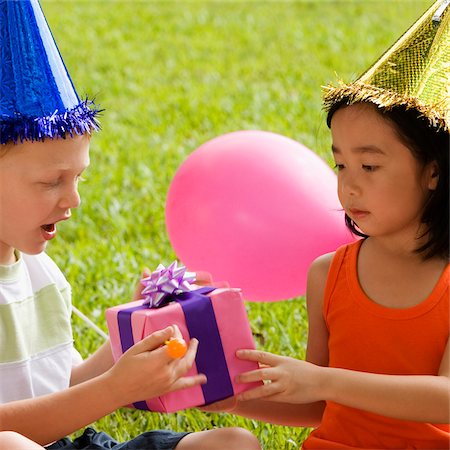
[41,223,57,241]
[41,223,56,233]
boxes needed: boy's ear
[426,161,439,190]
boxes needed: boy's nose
[59,185,81,210]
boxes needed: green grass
[42,1,431,448]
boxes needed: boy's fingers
[128,326,198,367]
[199,396,237,412]
[171,338,198,370]
[128,326,175,355]
[170,374,207,392]
[133,268,151,301]
[194,270,213,286]
[185,337,198,358]
[171,324,183,340]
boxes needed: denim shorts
[46,427,190,450]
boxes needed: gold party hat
[323,0,450,131]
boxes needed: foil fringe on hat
[323,0,450,131]
[0,98,101,145]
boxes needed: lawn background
[42,1,432,448]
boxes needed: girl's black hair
[327,100,449,260]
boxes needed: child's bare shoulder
[306,252,336,307]
[308,252,335,281]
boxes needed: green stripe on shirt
[0,285,73,363]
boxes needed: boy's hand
[133,268,151,301]
[198,396,237,413]
[104,325,206,407]
[193,270,213,286]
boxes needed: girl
[228,101,449,449]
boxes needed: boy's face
[0,134,90,264]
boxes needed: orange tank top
[303,240,449,449]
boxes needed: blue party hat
[0,0,100,145]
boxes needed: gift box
[106,262,261,413]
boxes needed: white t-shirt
[0,252,82,403]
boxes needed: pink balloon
[166,130,354,302]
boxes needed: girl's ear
[426,161,439,190]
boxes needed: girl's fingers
[236,368,264,384]
[236,381,280,401]
[236,349,281,366]
[237,366,277,384]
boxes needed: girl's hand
[236,349,324,404]
[104,325,206,407]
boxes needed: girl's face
[330,103,438,243]
[0,134,90,264]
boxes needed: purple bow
[141,261,197,308]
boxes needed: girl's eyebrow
[331,145,386,155]
[331,145,340,154]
